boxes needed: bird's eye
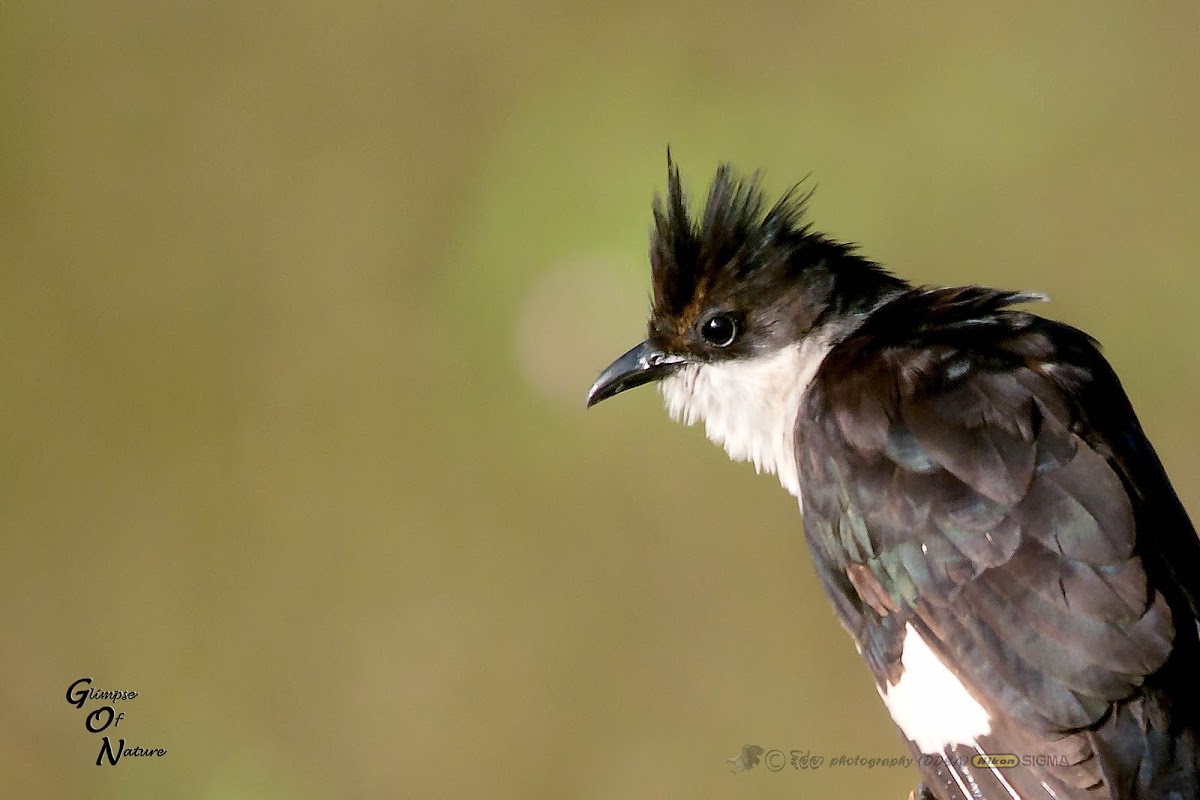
[700,315,737,347]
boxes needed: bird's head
[586,158,907,497]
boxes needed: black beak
[586,340,688,407]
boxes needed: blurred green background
[5,2,1200,798]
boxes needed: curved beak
[586,340,688,407]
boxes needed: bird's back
[796,287,1200,799]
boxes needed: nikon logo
[971,753,1019,769]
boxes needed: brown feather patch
[847,562,900,617]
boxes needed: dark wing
[798,288,1200,800]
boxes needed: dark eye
[700,314,737,347]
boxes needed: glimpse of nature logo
[65,677,167,766]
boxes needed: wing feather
[797,289,1200,798]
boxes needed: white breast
[658,337,831,503]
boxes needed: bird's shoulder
[808,285,1100,432]
[797,285,1146,595]
[800,284,1138,506]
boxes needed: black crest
[649,155,818,318]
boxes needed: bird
[586,158,1200,800]
[727,743,765,773]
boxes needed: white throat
[658,336,832,502]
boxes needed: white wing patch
[879,623,992,753]
[658,337,831,503]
